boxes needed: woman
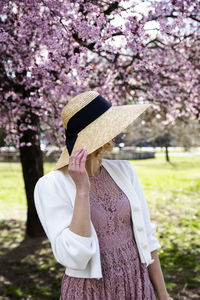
[34,91,170,299]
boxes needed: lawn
[0,157,200,299]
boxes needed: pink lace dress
[60,164,156,300]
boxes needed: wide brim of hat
[52,103,150,170]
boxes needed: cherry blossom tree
[0,0,199,237]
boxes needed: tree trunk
[17,112,46,239]
[164,133,170,162]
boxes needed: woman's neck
[86,153,101,177]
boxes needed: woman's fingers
[69,148,86,170]
[80,149,87,167]
[69,149,80,161]
[76,149,87,165]
[74,149,85,170]
[69,149,81,168]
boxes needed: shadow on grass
[0,219,64,299]
[0,219,200,299]
[159,245,200,299]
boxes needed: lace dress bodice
[89,164,135,251]
[60,164,156,300]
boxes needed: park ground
[0,156,200,299]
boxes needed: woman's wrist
[76,186,90,196]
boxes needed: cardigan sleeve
[34,174,96,270]
[126,161,161,252]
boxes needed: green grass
[0,157,200,299]
[0,162,55,217]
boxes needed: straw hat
[53,90,151,170]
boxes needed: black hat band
[65,95,112,155]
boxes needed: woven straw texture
[61,91,99,128]
[53,91,150,170]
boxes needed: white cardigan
[34,158,161,279]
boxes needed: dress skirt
[60,165,156,300]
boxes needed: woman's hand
[68,148,90,192]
